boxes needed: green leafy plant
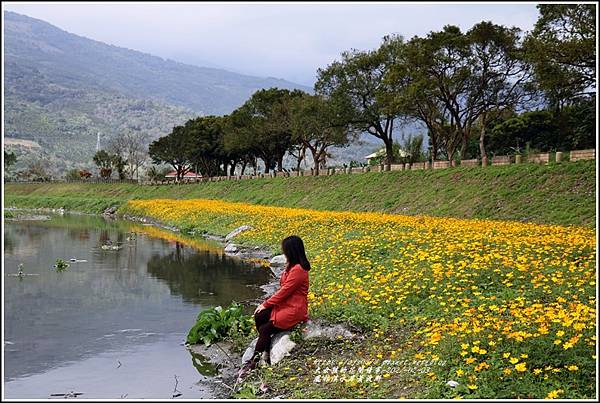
[54,258,70,272]
[233,383,260,399]
[187,302,255,346]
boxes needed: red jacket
[263,263,309,330]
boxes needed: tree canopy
[524,4,596,108]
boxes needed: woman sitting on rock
[238,235,310,377]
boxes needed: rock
[259,280,279,298]
[241,338,258,364]
[224,244,238,253]
[225,225,253,241]
[101,244,122,251]
[301,319,355,340]
[103,206,118,215]
[269,255,287,267]
[269,332,296,365]
[270,265,285,279]
[241,332,296,366]
[446,380,459,388]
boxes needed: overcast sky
[3,2,541,86]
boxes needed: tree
[315,36,406,166]
[112,154,127,180]
[185,116,228,177]
[93,150,114,178]
[4,150,17,171]
[224,88,304,173]
[524,4,596,108]
[146,165,171,182]
[148,125,195,181]
[488,110,558,155]
[488,98,596,154]
[466,21,534,162]
[289,93,353,174]
[385,23,533,163]
[23,159,51,181]
[65,169,81,181]
[383,35,450,161]
[385,28,471,163]
[107,129,150,180]
[401,134,425,165]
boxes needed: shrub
[187,302,255,346]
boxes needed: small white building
[364,147,410,163]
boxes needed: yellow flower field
[122,198,596,398]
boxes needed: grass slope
[4,160,596,227]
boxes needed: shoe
[259,351,271,367]
[238,354,259,379]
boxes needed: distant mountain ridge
[4,11,311,115]
[2,11,313,176]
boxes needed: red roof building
[164,171,202,179]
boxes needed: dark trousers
[254,307,284,353]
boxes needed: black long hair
[281,235,311,271]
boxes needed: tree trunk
[229,163,236,176]
[318,149,327,171]
[241,161,247,175]
[277,154,284,172]
[430,131,439,161]
[310,148,322,175]
[295,146,305,172]
[479,113,487,164]
[460,133,468,159]
[262,158,270,174]
[384,137,394,166]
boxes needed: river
[3,214,271,399]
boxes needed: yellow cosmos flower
[546,389,563,399]
[514,362,527,372]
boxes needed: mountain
[4,60,195,175]
[3,11,311,176]
[4,11,311,115]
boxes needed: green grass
[4,160,596,226]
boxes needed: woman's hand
[253,303,266,316]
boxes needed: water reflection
[147,241,270,304]
[189,350,219,376]
[3,214,270,392]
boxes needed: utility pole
[96,132,101,152]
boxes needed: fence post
[515,155,522,164]
[555,151,563,163]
